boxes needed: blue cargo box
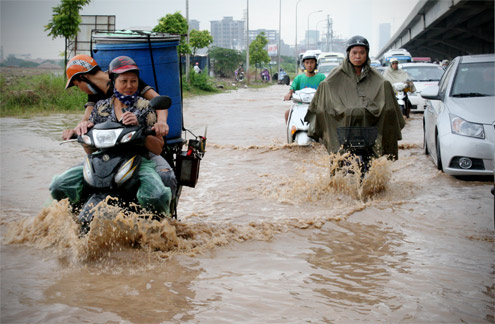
[92,30,182,142]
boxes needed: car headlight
[450,114,485,139]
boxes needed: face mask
[114,87,138,107]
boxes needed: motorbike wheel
[273,73,278,82]
[284,75,290,85]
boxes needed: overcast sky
[1,0,419,59]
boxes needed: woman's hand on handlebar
[74,120,94,136]
[152,121,169,137]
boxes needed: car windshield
[451,61,495,97]
[318,64,338,74]
[402,66,444,82]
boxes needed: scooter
[286,88,316,146]
[260,68,270,82]
[65,96,207,234]
[393,82,412,118]
[274,69,290,85]
[234,68,245,82]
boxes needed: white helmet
[390,57,399,64]
[302,53,318,62]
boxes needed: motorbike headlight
[450,114,485,139]
[120,131,136,144]
[93,129,123,148]
[115,156,138,185]
[83,156,94,186]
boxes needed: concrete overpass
[377,0,494,61]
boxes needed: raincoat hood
[383,66,416,92]
[305,57,405,159]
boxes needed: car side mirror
[420,85,441,100]
[149,95,172,110]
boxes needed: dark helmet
[346,35,370,53]
[108,56,139,79]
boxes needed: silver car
[421,54,494,176]
[400,63,445,112]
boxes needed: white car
[421,54,494,176]
[400,63,445,112]
[317,62,339,77]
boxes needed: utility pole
[295,0,303,75]
[277,0,281,76]
[326,15,330,52]
[246,0,250,84]
[185,0,190,83]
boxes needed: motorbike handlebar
[144,127,156,136]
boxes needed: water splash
[4,199,282,265]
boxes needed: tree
[209,47,243,77]
[249,33,270,80]
[189,30,213,56]
[45,0,91,70]
[153,12,190,55]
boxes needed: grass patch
[0,73,86,117]
[0,70,276,116]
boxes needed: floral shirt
[89,96,157,127]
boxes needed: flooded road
[1,85,493,323]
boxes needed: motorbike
[393,81,412,118]
[260,68,270,82]
[336,126,378,176]
[272,69,290,85]
[286,88,316,146]
[234,68,245,82]
[65,96,207,234]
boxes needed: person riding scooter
[383,57,416,118]
[50,56,173,216]
[61,54,176,194]
[305,35,405,160]
[283,53,326,122]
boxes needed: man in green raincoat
[305,35,405,159]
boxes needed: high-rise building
[305,30,320,50]
[379,23,391,51]
[248,29,278,44]
[189,19,200,32]
[210,16,245,50]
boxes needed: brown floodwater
[1,85,493,323]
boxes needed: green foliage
[45,0,91,39]
[189,30,213,55]
[153,12,191,55]
[209,47,243,77]
[0,73,86,116]
[280,55,296,74]
[189,70,216,92]
[249,33,270,68]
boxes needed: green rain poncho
[305,58,405,159]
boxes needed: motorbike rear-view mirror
[150,95,172,110]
